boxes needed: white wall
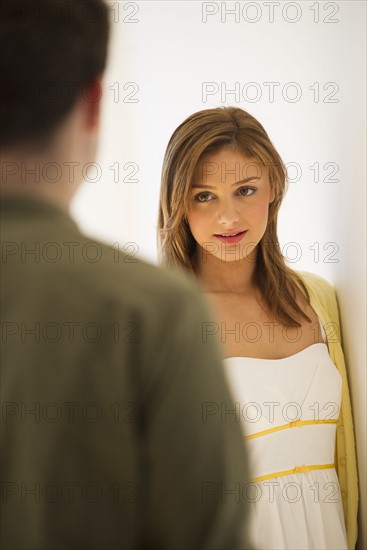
[70,2,366,547]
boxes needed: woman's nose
[216,199,241,225]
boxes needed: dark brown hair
[157,106,312,327]
[0,0,110,151]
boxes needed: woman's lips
[214,230,247,244]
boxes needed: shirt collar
[0,193,79,231]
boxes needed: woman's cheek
[187,208,210,238]
[248,199,270,227]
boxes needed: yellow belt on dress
[244,418,338,483]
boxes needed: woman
[157,107,358,549]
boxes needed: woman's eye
[194,187,256,202]
[238,186,256,196]
[195,192,213,202]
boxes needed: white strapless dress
[222,319,348,550]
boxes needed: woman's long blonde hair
[157,106,311,327]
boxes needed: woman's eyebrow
[192,176,261,190]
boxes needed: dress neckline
[223,342,328,362]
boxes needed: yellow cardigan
[295,270,359,550]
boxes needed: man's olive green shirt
[0,194,252,550]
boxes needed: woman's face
[186,146,275,263]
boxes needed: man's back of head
[0,0,109,208]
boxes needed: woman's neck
[192,245,258,295]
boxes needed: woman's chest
[204,292,325,360]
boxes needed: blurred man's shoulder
[58,231,201,314]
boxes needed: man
[0,1,252,548]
